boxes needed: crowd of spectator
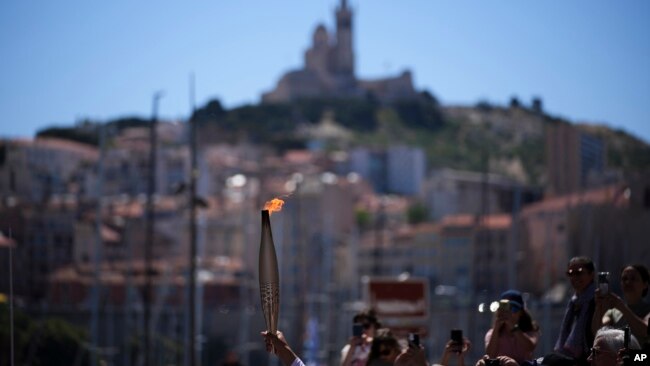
[255,257,649,366]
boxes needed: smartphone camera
[352,323,363,337]
[498,299,511,312]
[451,329,463,343]
[450,329,463,353]
[486,359,501,366]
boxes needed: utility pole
[91,124,107,366]
[188,73,199,366]
[9,228,15,366]
[144,91,164,366]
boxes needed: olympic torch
[259,199,283,335]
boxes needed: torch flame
[263,198,285,215]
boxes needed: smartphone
[498,299,511,312]
[485,359,500,366]
[598,272,610,295]
[352,323,363,337]
[624,326,630,349]
[450,329,463,344]
[408,333,420,348]
[450,329,463,354]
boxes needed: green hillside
[35,96,649,186]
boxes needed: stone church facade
[262,0,419,104]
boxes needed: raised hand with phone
[394,333,428,366]
[340,309,381,366]
[591,264,650,346]
[434,329,471,366]
[484,290,539,365]
[493,300,513,334]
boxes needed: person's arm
[340,337,360,366]
[511,328,537,353]
[394,346,428,366]
[485,327,500,359]
[439,341,453,366]
[290,359,306,366]
[262,331,302,366]
[592,288,611,334]
[440,338,471,366]
[611,294,649,340]
[486,310,508,359]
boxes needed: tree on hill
[393,99,445,131]
[407,203,428,224]
[584,127,650,172]
[191,99,226,124]
[292,97,379,131]
[37,126,99,146]
[36,116,150,146]
[106,116,150,131]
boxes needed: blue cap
[500,289,524,309]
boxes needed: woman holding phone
[592,264,650,345]
[484,290,540,365]
[340,309,381,366]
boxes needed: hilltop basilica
[262,0,420,103]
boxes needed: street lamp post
[144,91,164,366]
[90,123,108,366]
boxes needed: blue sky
[1,1,649,142]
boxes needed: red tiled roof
[412,222,440,234]
[479,214,512,229]
[440,214,475,228]
[439,213,512,231]
[522,185,627,216]
[21,137,100,159]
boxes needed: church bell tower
[335,0,354,77]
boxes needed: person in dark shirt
[554,256,597,365]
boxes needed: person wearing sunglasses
[592,264,650,347]
[484,289,540,364]
[554,256,597,365]
[341,309,382,366]
[366,328,401,366]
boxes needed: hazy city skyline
[1,0,649,142]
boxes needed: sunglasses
[566,267,587,277]
[509,305,522,313]
[379,348,394,356]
